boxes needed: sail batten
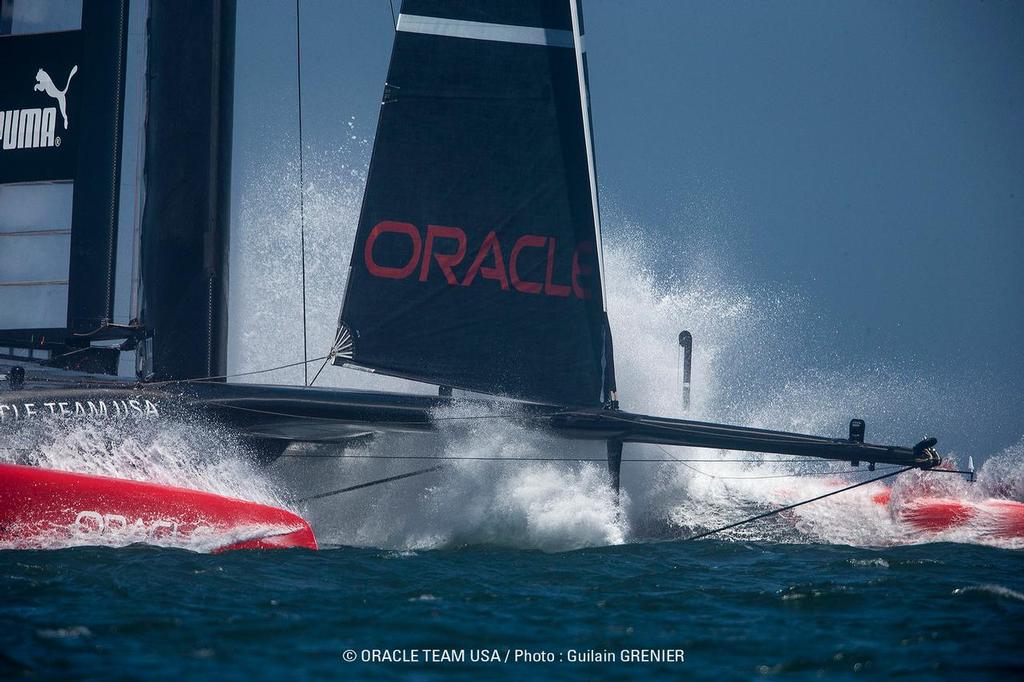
[335,0,615,407]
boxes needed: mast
[66,0,130,340]
[138,0,236,381]
[569,0,607,313]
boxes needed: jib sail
[335,0,616,407]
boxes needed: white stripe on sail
[396,14,576,49]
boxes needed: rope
[206,403,556,425]
[310,327,352,386]
[279,452,891,466]
[388,0,397,29]
[684,466,913,541]
[279,450,899,481]
[296,465,442,502]
[310,355,331,386]
[144,355,329,388]
[295,0,310,386]
[292,456,912,507]
[5,355,315,388]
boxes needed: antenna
[295,0,309,386]
[678,331,692,410]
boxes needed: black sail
[336,0,616,407]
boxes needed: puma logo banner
[0,30,81,184]
[0,66,76,151]
[34,65,78,130]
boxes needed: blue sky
[231,1,1023,457]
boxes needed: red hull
[871,487,1024,539]
[0,463,317,552]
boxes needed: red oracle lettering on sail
[419,225,467,285]
[509,234,546,294]
[572,241,596,300]
[544,237,571,297]
[364,221,595,300]
[364,220,422,279]
[461,230,509,290]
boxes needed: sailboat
[6,0,1016,550]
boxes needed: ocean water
[2,541,1022,680]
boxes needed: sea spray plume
[229,123,430,392]
[0,415,285,508]
[977,438,1024,501]
[233,142,630,549]
[283,402,625,551]
[601,226,766,421]
[230,142,1021,550]
[422,402,625,551]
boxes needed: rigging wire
[296,465,442,503]
[657,442,722,478]
[388,0,397,29]
[650,443,880,480]
[206,402,555,424]
[309,355,332,386]
[295,0,310,386]
[293,459,912,507]
[13,354,324,389]
[289,441,910,505]
[277,451,899,475]
[652,442,902,479]
[278,450,872,462]
[684,466,912,541]
[143,355,330,388]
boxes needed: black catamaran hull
[0,378,940,479]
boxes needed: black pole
[140,0,235,380]
[8,366,25,390]
[607,439,623,496]
[66,0,130,337]
[678,330,692,410]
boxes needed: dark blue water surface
[2,541,1022,680]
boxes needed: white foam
[0,418,284,508]
[952,584,1024,602]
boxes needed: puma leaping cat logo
[34,65,78,130]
